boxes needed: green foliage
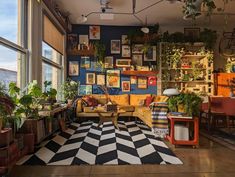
[42,81,57,103]
[61,79,79,100]
[200,28,217,50]
[94,41,106,64]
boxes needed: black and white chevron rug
[17,121,183,165]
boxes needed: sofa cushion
[130,94,151,106]
[83,106,96,113]
[145,96,154,106]
[82,96,98,107]
[92,94,108,105]
[109,94,129,106]
[153,95,169,103]
[135,106,152,121]
[118,105,135,112]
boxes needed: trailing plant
[171,47,184,68]
[94,41,106,64]
[200,28,217,50]
[61,79,79,101]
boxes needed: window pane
[42,62,62,97]
[0,0,23,45]
[0,44,26,89]
[42,42,62,65]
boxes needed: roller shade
[43,15,64,55]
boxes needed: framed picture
[116,59,131,67]
[106,70,120,88]
[104,56,113,68]
[67,34,78,51]
[184,28,200,42]
[122,35,130,44]
[148,76,157,86]
[122,45,131,57]
[132,44,144,54]
[122,81,131,92]
[69,61,79,76]
[89,26,100,40]
[144,46,157,61]
[80,56,90,68]
[79,85,92,95]
[79,35,89,45]
[97,74,106,85]
[111,40,121,54]
[137,77,148,89]
[132,54,143,66]
[130,76,137,84]
[86,73,96,85]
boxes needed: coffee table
[95,109,126,130]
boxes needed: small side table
[166,116,199,148]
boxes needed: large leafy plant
[42,81,57,104]
[61,79,79,100]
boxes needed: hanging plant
[94,41,106,64]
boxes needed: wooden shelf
[122,70,158,76]
[162,67,206,70]
[162,80,211,83]
[67,49,94,56]
[182,55,206,59]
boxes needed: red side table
[166,116,199,148]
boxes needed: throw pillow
[145,96,154,106]
[82,96,98,107]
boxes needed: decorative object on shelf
[132,44,144,54]
[79,85,92,95]
[96,74,106,85]
[181,58,190,68]
[111,40,121,54]
[132,54,143,66]
[79,35,89,48]
[80,56,91,68]
[184,28,200,43]
[106,70,121,88]
[122,45,131,57]
[69,61,79,76]
[136,66,149,71]
[86,73,96,85]
[121,35,130,45]
[171,47,184,69]
[130,76,137,84]
[122,81,131,92]
[89,26,100,40]
[67,34,78,51]
[61,79,79,103]
[104,56,114,68]
[148,76,157,86]
[116,59,131,67]
[137,77,148,89]
[144,46,157,61]
[199,28,217,50]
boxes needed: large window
[0,0,27,89]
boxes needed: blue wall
[67,25,157,95]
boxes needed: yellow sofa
[76,94,168,128]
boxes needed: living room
[1,0,235,177]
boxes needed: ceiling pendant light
[141,16,149,34]
[80,15,88,23]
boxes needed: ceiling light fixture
[81,15,88,23]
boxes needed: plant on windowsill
[61,79,79,106]
[42,81,57,110]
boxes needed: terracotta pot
[67,99,73,107]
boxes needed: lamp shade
[163,88,180,96]
[141,27,149,34]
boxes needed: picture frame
[111,40,121,54]
[68,61,79,76]
[104,56,113,68]
[67,34,78,51]
[130,76,137,84]
[122,81,131,92]
[122,45,131,57]
[116,59,131,67]
[89,26,100,40]
[137,77,148,89]
[121,35,130,45]
[79,35,89,45]
[144,46,157,61]
[79,85,92,95]
[132,44,144,54]
[132,54,143,66]
[80,56,90,68]
[106,70,120,88]
[86,73,96,85]
[148,76,157,86]
[184,28,200,42]
[96,74,106,85]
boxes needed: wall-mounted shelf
[182,55,206,59]
[67,49,94,56]
[122,70,158,76]
[161,67,206,70]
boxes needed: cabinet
[157,42,214,95]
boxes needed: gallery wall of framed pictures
[67,25,158,95]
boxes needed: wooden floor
[9,135,235,177]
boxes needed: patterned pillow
[145,96,154,106]
[82,96,98,107]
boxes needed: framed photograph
[122,81,131,92]
[122,45,131,57]
[79,85,92,95]
[97,74,106,85]
[79,35,89,45]
[148,76,157,86]
[106,70,120,88]
[130,76,137,84]
[184,28,200,42]
[122,35,130,44]
[104,56,113,68]
[144,46,157,61]
[69,61,79,76]
[67,34,78,51]
[80,56,90,68]
[132,54,143,66]
[86,73,96,85]
[132,44,144,54]
[89,26,100,40]
[137,77,148,89]
[111,40,121,54]
[116,59,131,67]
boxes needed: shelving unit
[122,70,158,76]
[157,42,214,95]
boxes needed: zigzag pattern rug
[17,121,183,165]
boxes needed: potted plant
[42,81,57,110]
[171,47,184,69]
[61,79,79,106]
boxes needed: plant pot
[178,104,185,113]
[0,128,13,148]
[23,133,34,154]
[67,99,73,107]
